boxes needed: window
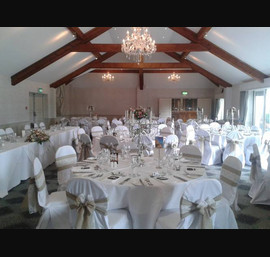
[241,88,270,133]
[215,98,224,121]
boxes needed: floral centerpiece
[133,106,148,120]
[25,129,50,144]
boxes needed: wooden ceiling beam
[166,52,232,88]
[90,69,196,74]
[75,62,190,69]
[169,27,268,82]
[197,27,212,40]
[67,27,86,40]
[11,27,111,85]
[67,28,102,59]
[72,43,207,53]
[179,27,212,60]
[50,52,116,88]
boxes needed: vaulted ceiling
[1,27,269,90]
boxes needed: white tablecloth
[0,126,79,198]
[71,157,207,229]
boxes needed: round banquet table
[71,156,208,229]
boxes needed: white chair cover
[248,144,270,205]
[220,156,242,211]
[77,128,86,139]
[39,122,46,130]
[200,124,210,132]
[244,136,261,166]
[33,158,70,229]
[186,125,196,144]
[178,129,187,149]
[100,135,119,152]
[66,178,132,229]
[5,127,14,135]
[55,145,77,191]
[114,125,129,137]
[209,122,221,132]
[91,126,103,156]
[158,124,167,133]
[223,131,245,167]
[195,129,222,165]
[260,135,270,170]
[155,178,238,229]
[164,134,179,155]
[179,145,202,163]
[159,126,174,137]
[77,134,94,161]
[24,124,30,130]
[134,134,154,156]
[0,128,6,136]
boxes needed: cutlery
[145,178,153,186]
[186,165,204,168]
[139,178,146,186]
[119,177,131,185]
[173,175,188,182]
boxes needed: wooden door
[159,98,172,118]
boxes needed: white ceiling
[0,27,269,86]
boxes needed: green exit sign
[38,88,43,93]
[181,91,188,96]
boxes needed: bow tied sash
[66,191,108,229]
[180,194,221,229]
[249,153,262,183]
[197,135,210,155]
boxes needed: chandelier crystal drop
[168,72,180,82]
[121,27,157,63]
[102,72,114,82]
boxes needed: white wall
[62,72,216,117]
[0,74,56,126]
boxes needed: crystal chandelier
[102,72,114,82]
[121,27,157,63]
[168,72,180,82]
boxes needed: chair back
[33,158,48,208]
[164,134,178,155]
[91,126,103,137]
[77,128,86,139]
[180,145,202,163]
[100,135,119,151]
[160,126,173,137]
[0,128,6,137]
[220,156,242,206]
[39,122,46,130]
[5,127,14,135]
[179,178,222,229]
[78,134,93,161]
[66,178,109,229]
[195,128,211,156]
[55,146,77,188]
[249,144,263,184]
[24,124,31,130]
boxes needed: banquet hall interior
[0,27,270,229]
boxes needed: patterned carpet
[0,163,270,229]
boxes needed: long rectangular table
[0,126,79,198]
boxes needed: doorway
[29,92,48,124]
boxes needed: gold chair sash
[66,191,108,229]
[180,194,221,229]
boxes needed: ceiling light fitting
[168,72,180,82]
[121,27,156,63]
[102,72,114,82]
